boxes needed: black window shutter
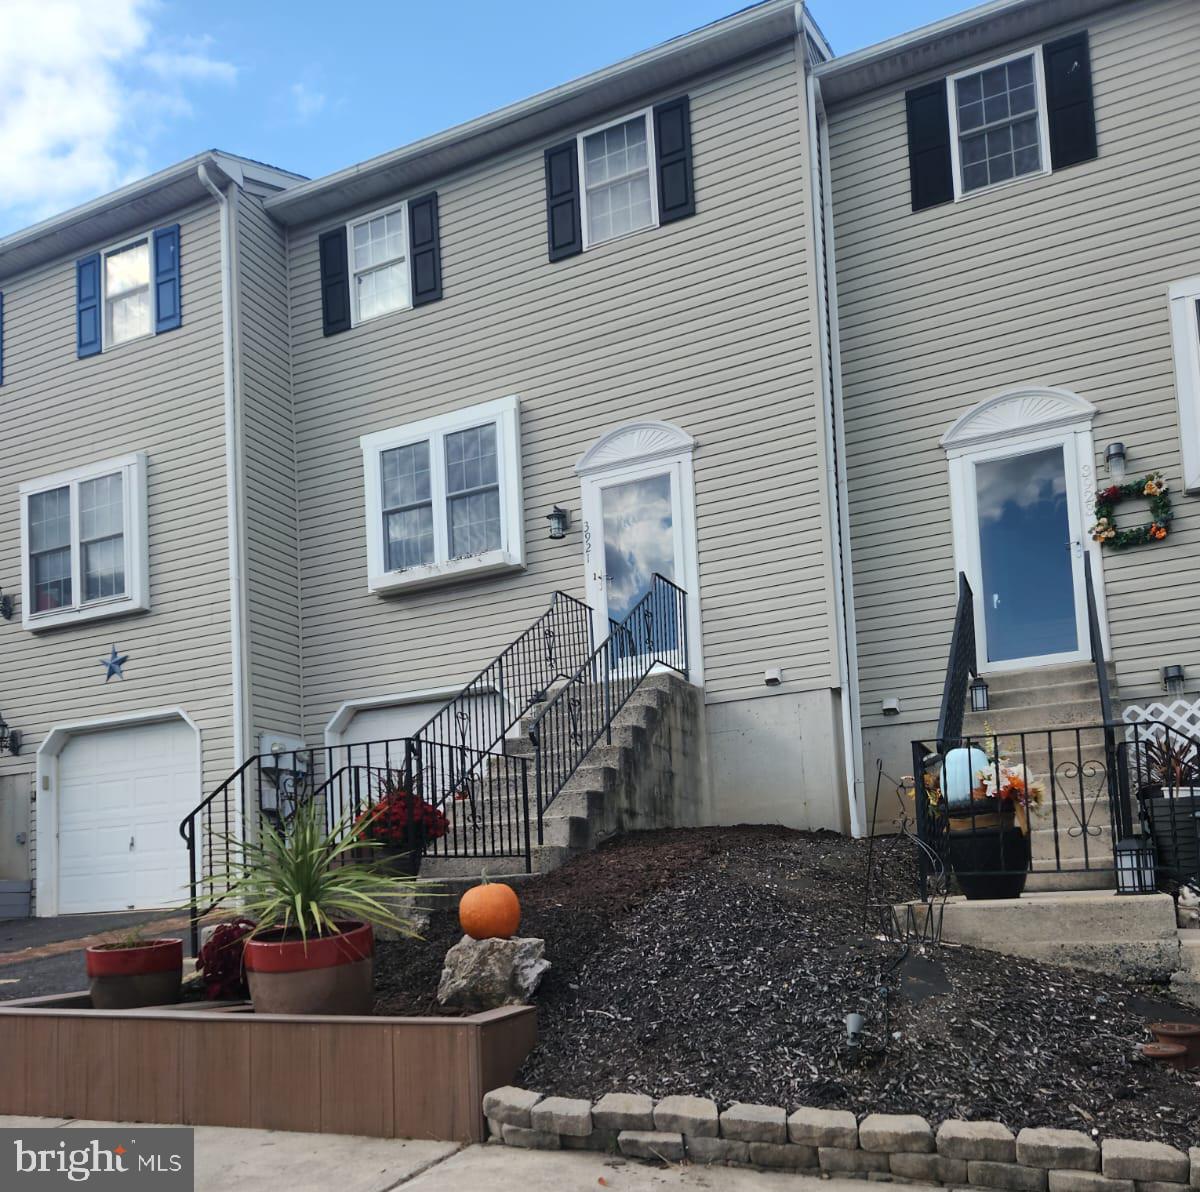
[408,192,443,306]
[1044,32,1098,171]
[319,227,351,336]
[544,141,582,261]
[653,95,695,223]
[905,80,954,212]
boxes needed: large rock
[437,935,549,1010]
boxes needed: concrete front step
[1179,929,1200,978]
[903,889,1180,981]
[981,678,1111,710]
[963,701,1108,736]
[420,844,572,880]
[979,662,1115,694]
[1024,868,1115,893]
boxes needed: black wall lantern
[1114,836,1156,895]
[1104,441,1127,482]
[546,505,570,540]
[969,677,990,713]
[1162,664,1186,697]
[0,712,21,757]
[0,587,12,622]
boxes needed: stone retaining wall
[483,1087,1200,1188]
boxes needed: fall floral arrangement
[1090,472,1172,549]
[355,774,449,851]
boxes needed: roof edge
[265,0,801,226]
[815,0,1130,105]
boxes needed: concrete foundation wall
[704,689,848,834]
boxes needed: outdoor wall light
[0,712,21,757]
[0,587,12,621]
[1105,442,1128,483]
[969,677,990,713]
[1114,836,1156,895]
[546,505,570,540]
[1163,664,1186,697]
[881,697,901,716]
[844,1012,865,1051]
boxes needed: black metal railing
[1125,720,1200,886]
[180,736,531,952]
[411,590,594,768]
[936,573,977,746]
[528,574,688,837]
[913,724,1128,897]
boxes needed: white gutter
[198,162,250,772]
[805,73,867,837]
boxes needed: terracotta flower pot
[1148,1022,1200,1069]
[243,920,374,1016]
[85,939,183,1009]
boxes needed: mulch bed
[373,827,1200,1148]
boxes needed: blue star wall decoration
[101,645,129,682]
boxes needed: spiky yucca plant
[209,798,424,944]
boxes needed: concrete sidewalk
[1,1116,940,1192]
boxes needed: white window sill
[368,549,524,596]
[24,595,149,633]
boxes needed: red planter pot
[85,939,183,1009]
[243,921,374,1016]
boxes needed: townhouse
[1,0,1197,918]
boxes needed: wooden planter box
[0,992,536,1143]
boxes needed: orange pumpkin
[459,878,521,940]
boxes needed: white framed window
[1169,276,1200,492]
[578,108,659,249]
[103,237,153,348]
[18,452,150,631]
[360,395,524,594]
[947,47,1052,200]
[349,202,410,325]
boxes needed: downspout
[198,162,250,772]
[803,57,866,836]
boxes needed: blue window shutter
[153,224,182,333]
[76,253,101,358]
[0,292,5,386]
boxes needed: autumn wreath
[1089,472,1172,549]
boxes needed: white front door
[56,719,198,914]
[956,434,1090,671]
[583,465,684,631]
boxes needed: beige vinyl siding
[236,194,302,741]
[0,199,234,793]
[829,0,1200,737]
[287,42,836,737]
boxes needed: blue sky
[0,0,975,236]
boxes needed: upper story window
[580,111,658,248]
[905,32,1097,213]
[949,51,1049,196]
[350,204,410,325]
[105,239,152,346]
[543,95,695,262]
[360,395,524,594]
[319,193,443,337]
[1168,276,1200,493]
[77,224,180,357]
[19,452,150,631]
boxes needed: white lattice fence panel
[1123,698,1200,741]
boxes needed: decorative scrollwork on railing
[1051,757,1108,839]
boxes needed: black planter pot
[947,820,1030,900]
[1141,789,1200,883]
[378,845,422,878]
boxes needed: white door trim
[35,707,202,918]
[576,421,703,682]
[944,390,1110,674]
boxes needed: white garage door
[57,718,199,914]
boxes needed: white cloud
[0,0,237,231]
[290,82,327,121]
